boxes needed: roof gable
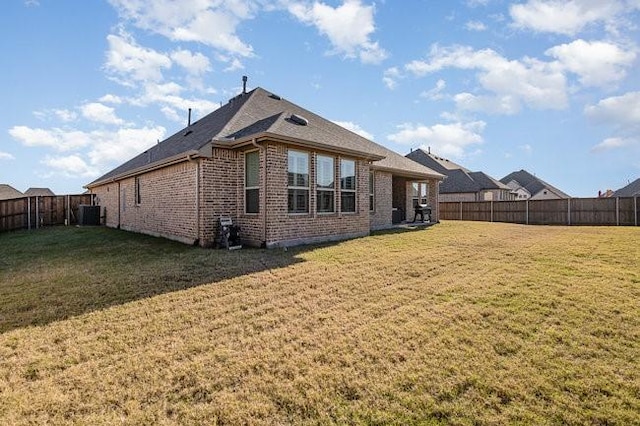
[89,87,442,186]
[500,169,570,198]
[613,177,640,197]
[0,184,23,200]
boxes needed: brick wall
[92,162,199,245]
[92,182,119,228]
[90,143,439,248]
[370,170,393,230]
[261,142,370,248]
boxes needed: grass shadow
[0,226,310,333]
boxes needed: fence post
[635,196,638,227]
[66,195,70,225]
[35,196,39,229]
[490,200,494,222]
[27,197,31,230]
[616,197,620,226]
[526,199,529,225]
[567,198,571,226]
[459,201,463,221]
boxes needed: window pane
[411,182,419,197]
[317,190,334,213]
[369,171,374,211]
[340,159,356,190]
[341,192,356,213]
[246,188,259,213]
[288,189,309,213]
[245,151,259,187]
[288,150,309,187]
[317,155,334,189]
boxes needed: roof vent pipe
[188,108,192,126]
[242,75,248,94]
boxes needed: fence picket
[440,197,638,226]
[0,194,95,232]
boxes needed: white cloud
[86,126,166,167]
[590,137,637,152]
[105,31,172,84]
[9,126,92,151]
[333,120,374,140]
[420,79,447,100]
[584,91,640,127]
[107,0,256,57]
[170,49,212,75]
[546,39,636,87]
[10,123,166,176]
[80,102,125,125]
[388,121,486,157]
[99,94,123,104]
[0,151,15,160]
[41,155,99,178]
[509,0,633,35]
[585,91,640,154]
[406,44,568,113]
[383,67,402,90]
[288,0,387,64]
[465,20,487,31]
[54,109,78,122]
[134,82,218,123]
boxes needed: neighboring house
[598,189,614,198]
[24,187,55,196]
[0,184,23,200]
[500,169,570,200]
[612,178,640,197]
[86,86,444,248]
[406,148,514,202]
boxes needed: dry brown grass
[0,222,639,425]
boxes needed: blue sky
[2,0,639,197]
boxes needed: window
[245,150,259,213]
[340,158,356,213]
[316,155,334,213]
[369,171,375,212]
[288,150,309,213]
[412,182,428,207]
[134,176,141,205]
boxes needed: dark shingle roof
[613,178,640,197]
[0,184,23,200]
[89,87,442,187]
[24,187,55,196]
[500,169,570,198]
[406,149,469,174]
[406,148,509,193]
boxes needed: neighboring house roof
[406,149,469,174]
[88,87,442,187]
[406,149,510,194]
[24,187,55,196]
[0,184,23,200]
[499,169,570,198]
[612,178,640,197]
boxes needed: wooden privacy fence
[0,194,95,232]
[440,197,639,226]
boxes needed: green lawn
[0,223,638,425]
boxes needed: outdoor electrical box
[77,205,100,226]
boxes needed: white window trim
[340,157,357,214]
[244,149,260,214]
[288,149,310,214]
[316,154,336,214]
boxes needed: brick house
[86,86,443,248]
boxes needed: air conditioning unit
[77,205,100,226]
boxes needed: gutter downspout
[117,181,121,229]
[251,138,267,247]
[188,154,200,246]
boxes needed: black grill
[412,204,431,223]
